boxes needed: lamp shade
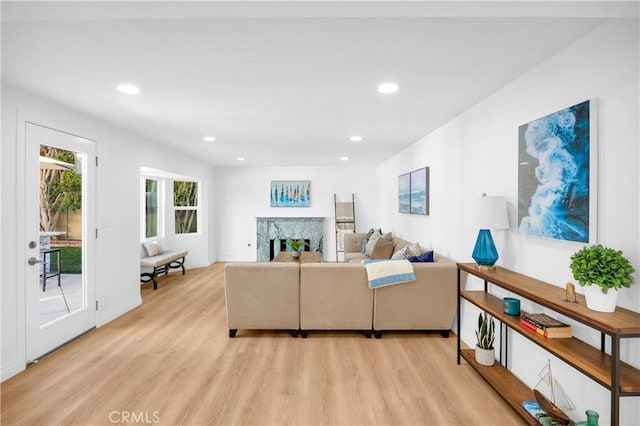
[468,195,509,230]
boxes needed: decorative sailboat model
[534,360,575,425]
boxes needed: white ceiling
[2,1,636,167]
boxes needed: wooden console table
[273,251,321,263]
[456,262,640,426]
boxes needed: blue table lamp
[470,194,509,270]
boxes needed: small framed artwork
[270,180,311,207]
[410,167,429,215]
[518,100,596,243]
[398,173,410,213]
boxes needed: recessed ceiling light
[350,135,363,142]
[116,84,141,95]
[377,82,399,94]
[340,156,349,161]
[237,157,245,161]
[203,136,216,142]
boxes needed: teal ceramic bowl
[503,297,521,315]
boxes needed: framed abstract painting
[270,181,311,207]
[410,167,429,215]
[518,100,597,243]
[398,173,410,213]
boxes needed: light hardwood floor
[1,263,525,426]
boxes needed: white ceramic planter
[584,285,618,313]
[291,251,301,258]
[475,346,495,366]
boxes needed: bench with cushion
[140,241,188,290]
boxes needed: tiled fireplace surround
[256,217,324,261]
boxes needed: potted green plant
[475,312,495,366]
[569,244,635,312]
[287,239,309,258]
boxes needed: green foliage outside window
[174,181,198,234]
[145,179,158,238]
[40,146,82,232]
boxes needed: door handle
[28,257,43,266]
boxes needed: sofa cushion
[345,252,368,263]
[225,262,300,331]
[371,238,395,259]
[300,263,373,330]
[364,230,383,257]
[408,250,434,262]
[392,238,411,252]
[142,240,164,257]
[360,228,377,253]
[140,249,188,267]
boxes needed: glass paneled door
[25,123,96,362]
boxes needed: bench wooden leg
[168,257,186,275]
[140,268,159,290]
[140,256,186,291]
[152,267,158,290]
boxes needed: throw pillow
[371,239,395,259]
[408,250,434,262]
[407,242,425,257]
[391,242,425,259]
[391,245,411,260]
[360,228,376,253]
[143,241,164,257]
[381,232,393,241]
[365,230,383,257]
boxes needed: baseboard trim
[97,296,142,327]
[1,360,24,382]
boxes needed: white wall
[1,84,216,380]
[376,19,639,424]
[215,166,377,261]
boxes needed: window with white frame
[144,178,161,239]
[173,180,199,234]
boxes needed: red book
[520,318,572,338]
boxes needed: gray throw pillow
[391,242,424,260]
[142,240,164,257]
[365,230,382,257]
[360,228,376,253]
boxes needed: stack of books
[521,401,565,425]
[520,312,572,338]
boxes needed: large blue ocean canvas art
[398,173,410,213]
[271,180,311,207]
[518,100,595,243]
[410,167,429,215]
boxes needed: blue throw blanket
[362,259,416,289]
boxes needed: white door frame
[16,113,97,364]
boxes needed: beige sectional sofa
[224,250,457,338]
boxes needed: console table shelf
[462,291,640,393]
[460,349,538,426]
[456,263,640,426]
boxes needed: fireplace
[256,217,324,262]
[269,238,311,261]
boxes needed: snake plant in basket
[475,312,496,366]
